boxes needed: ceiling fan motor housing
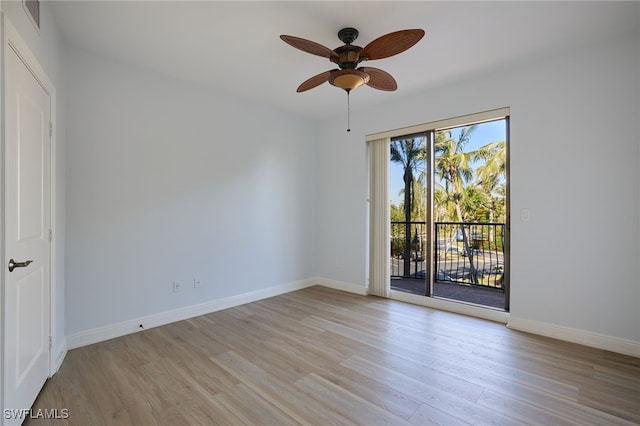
[337,27,359,44]
[331,45,363,69]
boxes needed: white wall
[316,31,640,349]
[64,47,317,336]
[0,0,67,363]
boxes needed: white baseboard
[66,278,316,350]
[507,316,640,358]
[313,277,368,295]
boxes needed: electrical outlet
[173,281,181,292]
[193,277,201,288]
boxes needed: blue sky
[390,119,506,206]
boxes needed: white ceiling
[49,1,638,120]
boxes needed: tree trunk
[451,179,478,284]
[403,168,413,277]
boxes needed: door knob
[8,259,33,272]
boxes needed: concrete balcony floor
[391,277,506,310]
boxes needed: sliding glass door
[370,109,509,311]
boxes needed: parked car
[436,239,451,252]
[437,271,453,281]
[411,250,423,261]
[446,246,463,255]
[415,271,453,281]
[398,250,423,261]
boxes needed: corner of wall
[313,277,368,296]
[53,340,67,374]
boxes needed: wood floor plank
[341,355,523,425]
[408,403,473,426]
[211,350,356,425]
[294,373,410,425]
[476,389,582,426]
[593,365,640,390]
[261,337,423,420]
[213,383,298,426]
[26,286,640,425]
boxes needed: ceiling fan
[280,27,425,94]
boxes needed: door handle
[8,258,33,272]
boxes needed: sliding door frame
[367,107,510,322]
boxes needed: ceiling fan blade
[360,67,397,91]
[280,35,338,60]
[360,29,425,61]
[297,70,333,92]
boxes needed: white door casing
[3,26,52,424]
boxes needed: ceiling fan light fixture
[329,69,370,92]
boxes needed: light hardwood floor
[27,286,639,425]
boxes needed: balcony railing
[391,221,505,291]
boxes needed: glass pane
[389,136,428,295]
[433,119,507,309]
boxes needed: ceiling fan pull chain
[346,89,351,132]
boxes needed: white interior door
[3,41,51,424]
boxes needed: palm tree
[433,187,451,223]
[391,138,424,276]
[475,140,506,224]
[434,125,491,283]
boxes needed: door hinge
[49,229,53,242]
[49,336,52,349]
[49,122,53,137]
